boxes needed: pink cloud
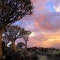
[32,0,40,4]
[32,0,49,5]
[32,12,60,30]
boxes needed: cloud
[54,4,60,12]
[53,0,60,12]
[53,0,60,6]
[27,30,60,48]
[32,0,50,5]
[34,12,60,31]
[13,0,60,49]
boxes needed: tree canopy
[0,0,33,30]
[2,25,31,51]
[3,25,21,43]
[3,25,31,45]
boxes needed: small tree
[20,28,31,52]
[17,42,25,51]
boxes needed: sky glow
[13,0,60,49]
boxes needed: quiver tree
[3,25,31,53]
[3,25,31,52]
[23,31,31,52]
[3,25,21,52]
[20,28,31,52]
[0,0,33,58]
[0,0,33,30]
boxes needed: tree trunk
[25,40,27,52]
[0,25,7,59]
[0,28,5,59]
[11,40,16,52]
[0,33,3,59]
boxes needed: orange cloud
[27,30,60,48]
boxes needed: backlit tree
[3,25,31,52]
[20,28,31,52]
[3,25,21,51]
[0,0,33,58]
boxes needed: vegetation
[16,42,25,51]
[2,39,60,60]
[0,0,33,30]
[0,0,60,60]
[3,25,31,52]
[0,0,33,58]
[3,25,21,51]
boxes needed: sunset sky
[13,0,60,49]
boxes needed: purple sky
[13,0,60,49]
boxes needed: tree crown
[0,0,33,30]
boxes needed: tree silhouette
[20,28,31,52]
[0,0,33,58]
[3,25,31,52]
[3,25,21,51]
[0,0,33,30]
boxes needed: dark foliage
[5,52,21,60]
[5,51,38,60]
[17,42,25,49]
[2,41,6,55]
[2,41,10,56]
[3,25,21,42]
[3,25,31,42]
[2,41,5,49]
[0,0,33,30]
[55,53,60,57]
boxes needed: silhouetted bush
[55,53,60,57]
[5,52,21,60]
[46,53,52,59]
